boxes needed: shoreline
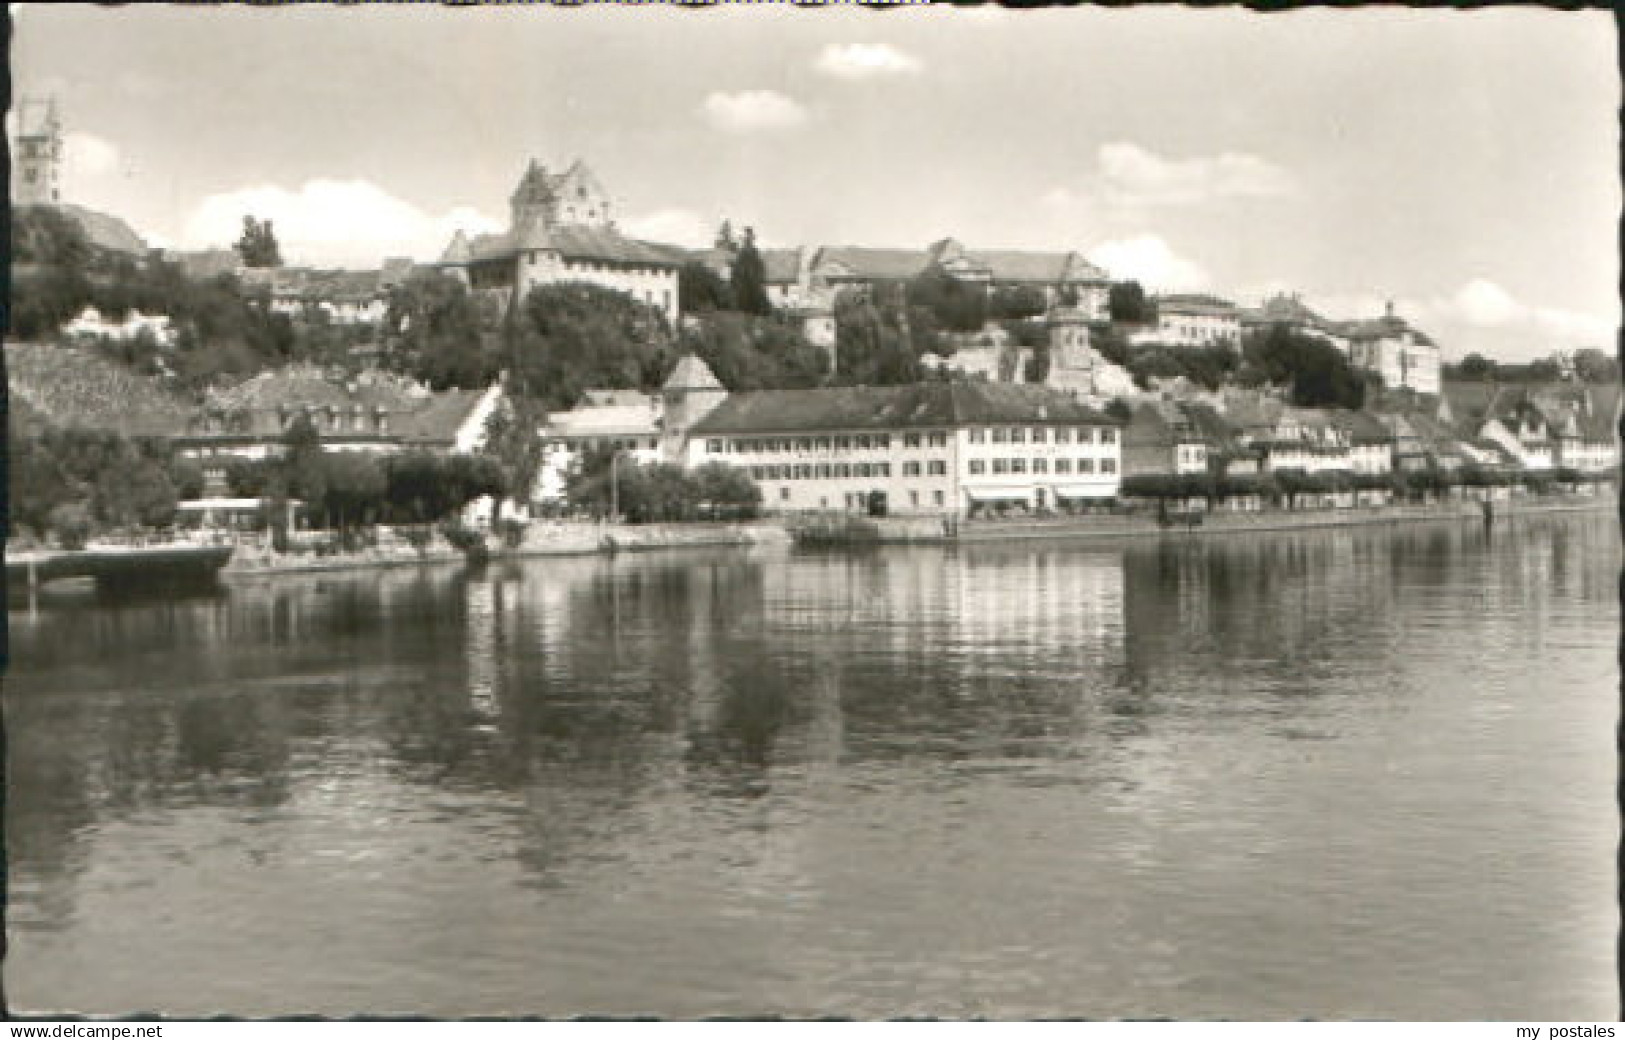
[189,494,1615,581]
[952,496,1613,545]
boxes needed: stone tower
[14,96,63,206]
[1047,306,1094,370]
[660,354,729,463]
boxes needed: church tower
[14,96,63,206]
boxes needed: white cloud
[701,90,809,133]
[814,43,924,79]
[620,208,712,248]
[182,179,501,267]
[1450,278,1528,327]
[64,132,122,178]
[1094,142,1298,208]
[1436,278,1616,347]
[1087,235,1210,292]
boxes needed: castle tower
[509,160,557,231]
[1047,306,1094,370]
[660,354,729,463]
[14,96,63,206]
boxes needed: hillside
[6,341,197,438]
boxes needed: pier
[8,544,235,599]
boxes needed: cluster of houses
[10,114,1617,523]
[523,352,1618,518]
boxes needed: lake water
[5,511,1618,1019]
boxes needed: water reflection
[6,513,1616,1018]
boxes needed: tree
[832,298,922,387]
[729,227,771,317]
[481,395,547,505]
[1242,324,1367,409]
[235,216,282,268]
[689,462,762,519]
[906,269,988,333]
[385,269,497,392]
[988,285,1049,322]
[679,311,829,392]
[320,451,388,532]
[94,456,179,529]
[281,413,328,510]
[1452,352,1497,382]
[1109,281,1157,324]
[506,282,676,410]
[1571,348,1619,384]
[678,260,736,315]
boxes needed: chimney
[1385,300,1395,319]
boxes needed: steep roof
[1180,402,1244,450]
[460,224,680,268]
[1334,314,1437,347]
[379,257,416,288]
[206,363,429,414]
[1326,409,1394,444]
[761,248,803,285]
[663,354,725,392]
[544,396,662,438]
[1156,293,1239,316]
[441,230,473,264]
[813,246,929,282]
[692,381,1117,436]
[967,250,1076,284]
[1219,390,1286,432]
[395,388,490,446]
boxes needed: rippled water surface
[6,513,1617,1018]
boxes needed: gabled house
[1122,398,1214,478]
[1334,303,1442,396]
[174,364,504,492]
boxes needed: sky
[10,3,1620,361]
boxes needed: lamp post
[609,450,620,523]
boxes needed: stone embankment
[209,492,1611,578]
[792,493,1612,547]
[505,519,790,557]
[217,520,791,578]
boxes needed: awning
[963,487,1036,503]
[1050,484,1116,500]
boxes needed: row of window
[753,460,950,481]
[543,437,659,453]
[710,431,951,454]
[967,458,1117,476]
[967,427,1116,446]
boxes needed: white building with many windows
[687,382,1122,515]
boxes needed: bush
[440,521,488,560]
[497,517,528,549]
[399,525,433,553]
[48,501,94,550]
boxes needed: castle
[438,159,683,323]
